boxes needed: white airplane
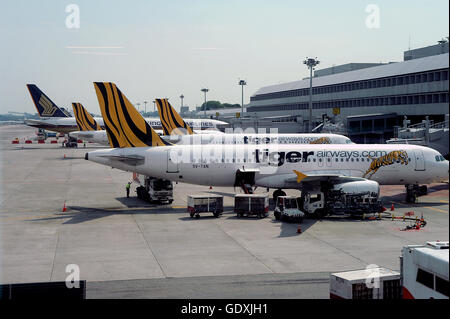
[156,97,354,145]
[85,82,449,214]
[25,84,228,134]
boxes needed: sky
[0,0,448,115]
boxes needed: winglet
[93,82,171,148]
[155,98,194,135]
[26,84,69,118]
[72,103,101,131]
[293,170,307,183]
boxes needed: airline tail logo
[94,82,170,148]
[363,150,409,178]
[310,137,331,144]
[26,84,68,117]
[156,98,194,135]
[72,103,101,131]
[39,95,60,116]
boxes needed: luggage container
[330,267,401,299]
[234,194,269,218]
[187,195,223,218]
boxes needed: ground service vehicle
[301,180,381,217]
[234,194,269,218]
[273,196,305,222]
[135,175,173,204]
[401,241,449,299]
[330,267,401,299]
[187,195,223,218]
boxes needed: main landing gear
[405,184,428,203]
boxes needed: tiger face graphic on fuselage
[363,150,409,178]
[310,137,331,144]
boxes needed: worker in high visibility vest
[126,182,131,198]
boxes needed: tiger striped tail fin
[72,103,102,131]
[93,82,171,148]
[155,98,194,135]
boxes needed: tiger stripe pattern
[363,150,409,178]
[155,98,194,135]
[93,82,171,148]
[72,103,102,131]
[310,137,331,144]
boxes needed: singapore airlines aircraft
[85,82,449,214]
[24,84,228,134]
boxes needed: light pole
[144,101,148,115]
[180,94,184,108]
[136,102,141,113]
[238,79,246,119]
[201,88,209,118]
[153,100,156,113]
[303,57,320,132]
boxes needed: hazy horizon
[0,0,448,115]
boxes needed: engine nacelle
[332,180,380,197]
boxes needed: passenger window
[356,158,359,162]
[313,158,316,162]
[416,268,434,290]
[351,158,354,162]
[435,276,449,297]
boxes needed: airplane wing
[24,119,58,127]
[287,170,367,184]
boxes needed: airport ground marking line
[425,206,448,214]
[49,227,60,282]
[213,220,275,274]
[392,200,448,214]
[131,214,167,278]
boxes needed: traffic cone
[62,201,67,212]
[209,186,212,190]
[390,203,395,211]
[64,154,66,159]
[297,225,302,234]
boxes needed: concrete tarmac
[1,125,448,298]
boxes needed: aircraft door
[166,149,179,173]
[414,150,425,171]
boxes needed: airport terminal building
[234,43,449,143]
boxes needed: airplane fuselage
[86,144,449,188]
[25,117,228,134]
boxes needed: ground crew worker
[126,182,131,198]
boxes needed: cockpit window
[345,139,354,144]
[440,156,445,161]
[436,155,440,162]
